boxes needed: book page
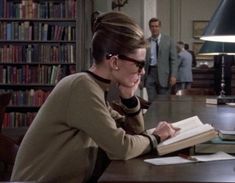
[144,151,235,166]
[159,124,214,146]
[195,151,235,161]
[144,156,192,165]
[147,116,202,134]
[171,116,203,133]
[157,130,218,155]
[147,116,215,148]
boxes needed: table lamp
[199,41,235,104]
[200,0,235,42]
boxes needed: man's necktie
[156,39,159,59]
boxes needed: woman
[11,12,178,183]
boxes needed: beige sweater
[11,72,156,183]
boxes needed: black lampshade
[199,41,235,55]
[200,0,235,42]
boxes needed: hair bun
[93,17,102,33]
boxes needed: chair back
[0,92,12,132]
[0,134,19,181]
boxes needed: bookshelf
[0,0,81,130]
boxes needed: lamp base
[206,96,235,105]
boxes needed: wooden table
[144,95,235,131]
[98,95,235,183]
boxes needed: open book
[148,116,218,156]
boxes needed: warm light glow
[198,41,235,56]
[199,52,235,56]
[201,36,235,42]
[200,0,235,43]
[198,52,220,56]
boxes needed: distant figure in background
[143,18,178,102]
[176,41,193,91]
[184,43,196,67]
[214,55,235,95]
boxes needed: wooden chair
[176,88,216,96]
[0,133,19,181]
[0,92,12,132]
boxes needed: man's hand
[152,121,180,142]
[170,76,177,86]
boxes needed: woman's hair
[92,11,147,64]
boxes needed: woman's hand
[118,77,140,99]
[152,121,180,142]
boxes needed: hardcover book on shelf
[194,137,235,154]
[148,116,218,156]
[0,0,79,129]
[206,96,235,105]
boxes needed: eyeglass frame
[106,54,145,72]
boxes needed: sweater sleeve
[67,76,153,160]
[119,96,145,135]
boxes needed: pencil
[178,153,198,161]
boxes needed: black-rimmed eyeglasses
[106,54,145,72]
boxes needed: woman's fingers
[154,121,181,141]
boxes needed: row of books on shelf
[0,44,75,63]
[2,112,36,128]
[0,22,76,41]
[0,0,77,19]
[7,89,50,106]
[0,64,76,84]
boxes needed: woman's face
[113,48,146,87]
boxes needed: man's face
[176,44,181,53]
[149,21,161,37]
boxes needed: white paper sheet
[144,151,235,165]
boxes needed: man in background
[176,41,193,90]
[143,18,178,102]
[184,43,196,67]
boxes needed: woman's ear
[109,55,119,70]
